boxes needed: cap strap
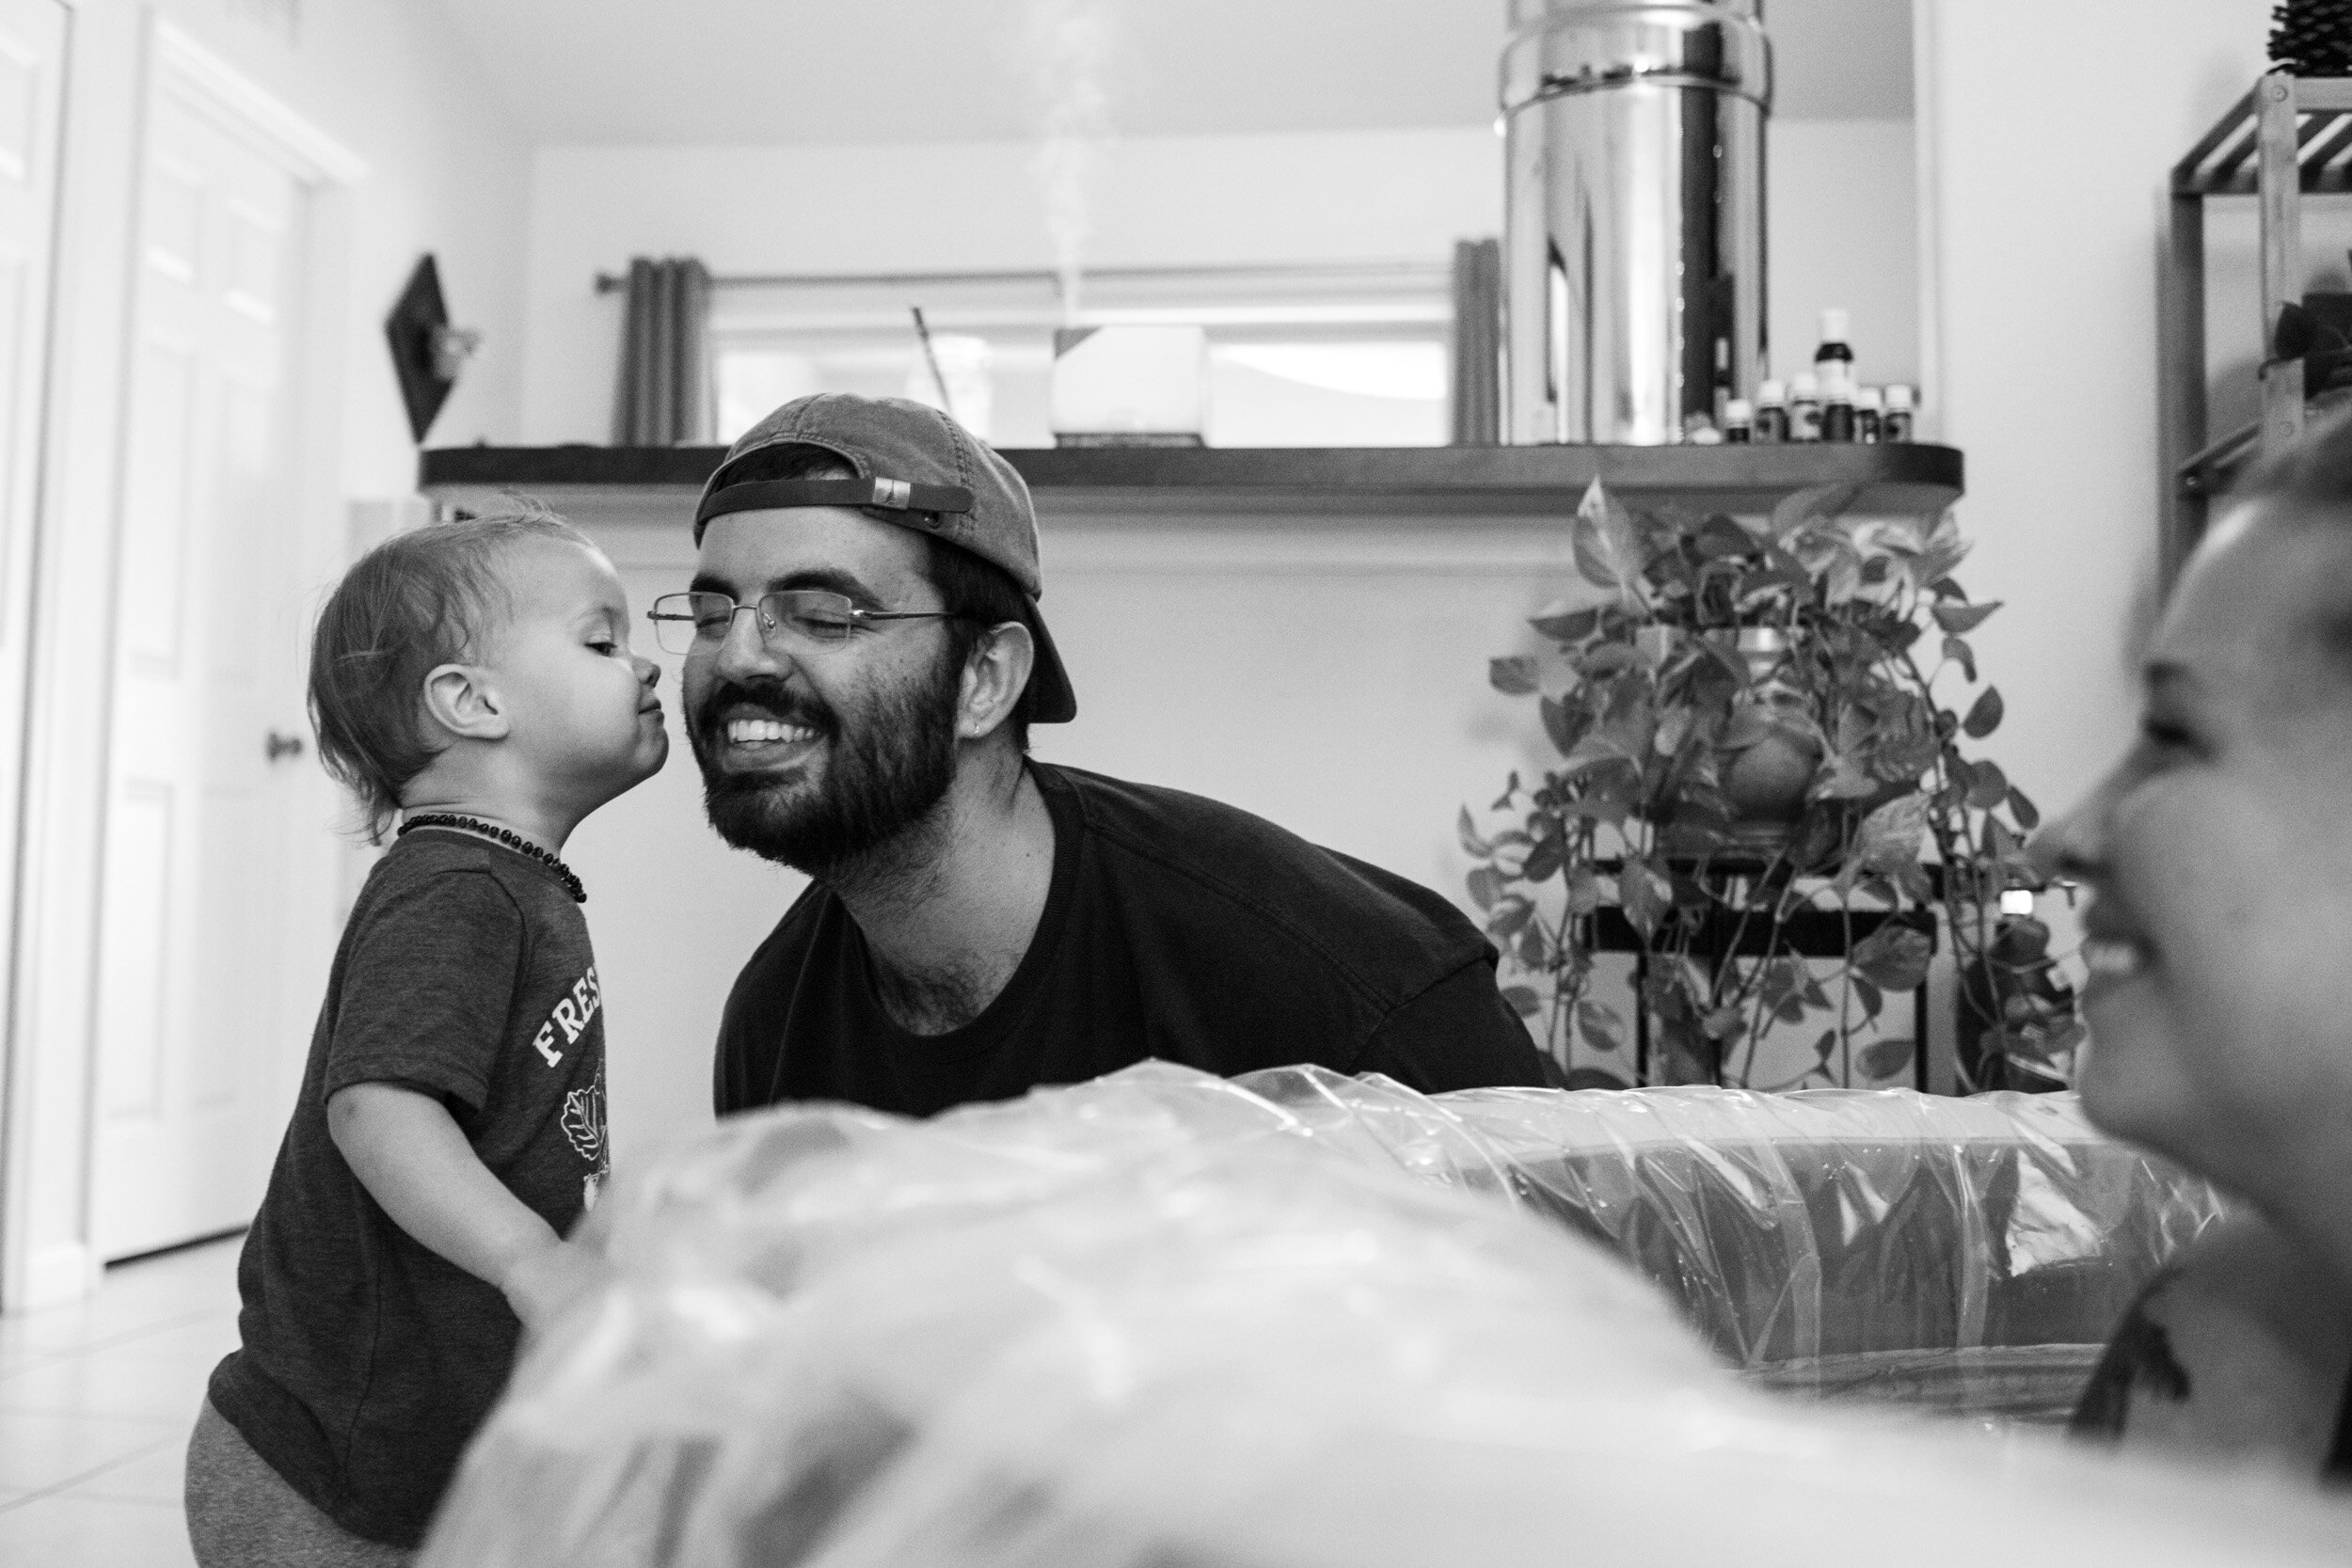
[696,477,975,531]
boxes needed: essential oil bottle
[1724,397,1754,443]
[1821,373,1855,442]
[1883,384,1915,442]
[1754,380,1788,443]
[1815,309,1853,379]
[1854,386,1883,443]
[1788,371,1823,442]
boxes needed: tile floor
[0,1235,240,1565]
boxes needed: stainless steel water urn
[1502,1,1771,445]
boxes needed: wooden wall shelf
[420,443,1964,524]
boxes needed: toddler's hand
[501,1239,611,1332]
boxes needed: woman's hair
[309,505,592,842]
[711,443,1037,750]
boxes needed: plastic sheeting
[1232,1069,2226,1418]
[421,1063,2328,1568]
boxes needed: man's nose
[712,602,785,678]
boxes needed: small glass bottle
[1854,386,1883,443]
[1711,337,1733,427]
[1724,397,1754,443]
[1883,384,1915,442]
[1814,309,1853,380]
[1754,380,1788,443]
[1788,371,1823,442]
[1821,372,1855,442]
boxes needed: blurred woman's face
[2035,505,2352,1197]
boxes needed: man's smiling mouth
[726,718,818,745]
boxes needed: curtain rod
[592,260,1446,294]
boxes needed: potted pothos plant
[1462,480,2083,1092]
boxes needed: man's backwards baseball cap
[693,393,1076,724]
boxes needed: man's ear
[956,622,1034,741]
[421,662,510,743]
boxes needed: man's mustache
[691,677,838,746]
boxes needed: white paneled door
[92,81,316,1260]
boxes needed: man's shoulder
[1038,764,1488,997]
[727,879,836,987]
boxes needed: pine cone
[2275,0,2352,76]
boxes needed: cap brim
[1020,601,1077,724]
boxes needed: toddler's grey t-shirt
[206,827,609,1549]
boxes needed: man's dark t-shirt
[714,763,1556,1117]
[207,831,612,1548]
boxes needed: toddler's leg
[184,1399,414,1567]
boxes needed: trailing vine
[1464,481,2082,1091]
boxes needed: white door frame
[0,15,362,1308]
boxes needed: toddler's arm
[327,1082,607,1330]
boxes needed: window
[708,262,1452,449]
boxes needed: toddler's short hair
[309,506,592,841]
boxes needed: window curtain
[612,256,714,446]
[1449,237,1502,446]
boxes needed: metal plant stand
[2163,71,2352,587]
[1583,857,1937,1092]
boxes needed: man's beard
[690,651,961,879]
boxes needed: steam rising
[1025,0,1119,325]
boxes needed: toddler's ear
[421,663,510,742]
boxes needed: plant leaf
[1489,656,1540,695]
[1965,759,2010,811]
[1456,806,1492,859]
[1963,685,2004,739]
[1852,925,1932,991]
[1654,705,1692,756]
[1618,858,1668,940]
[1530,604,1602,642]
[1694,513,1756,561]
[1540,695,1589,757]
[1576,999,1627,1053]
[1521,835,1565,884]
[1564,863,1602,915]
[1487,896,1536,938]
[1932,600,2002,635]
[1857,1037,1916,1081]
[1572,478,1647,599]
[1500,984,1543,1019]
[1769,482,1861,544]
[1852,974,1884,1022]
[2006,784,2041,832]
[1809,752,1878,800]
[1466,866,1502,911]
[1851,794,1930,872]
[1942,635,1976,683]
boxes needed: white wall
[519,121,1922,442]
[4,0,532,1307]
[1772,119,1920,390]
[1915,0,2268,847]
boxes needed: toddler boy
[184,510,668,1564]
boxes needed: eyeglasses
[645,590,961,657]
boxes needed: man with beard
[667,394,1558,1117]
